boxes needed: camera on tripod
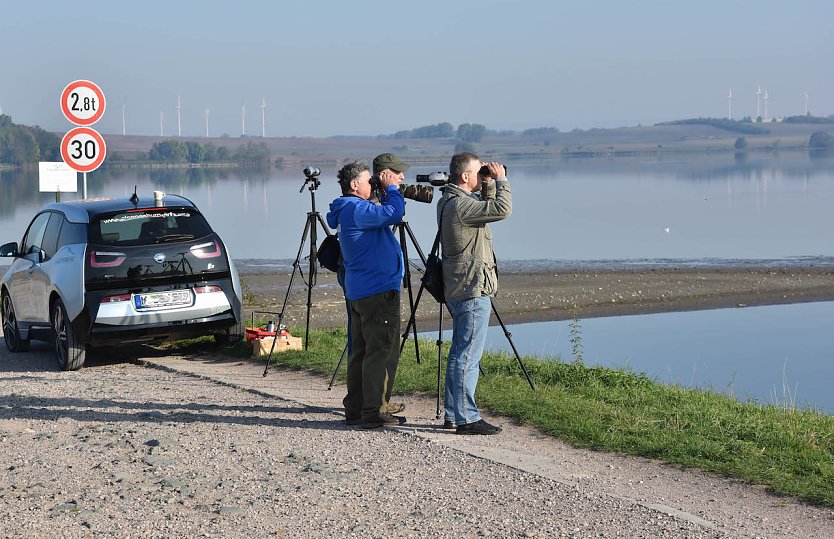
[416,172,451,186]
[371,177,434,204]
[303,166,321,178]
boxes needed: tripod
[326,215,427,389]
[400,230,536,418]
[263,167,332,377]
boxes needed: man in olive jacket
[438,152,512,435]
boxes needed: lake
[2,152,834,264]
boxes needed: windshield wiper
[156,234,195,243]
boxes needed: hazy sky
[1,0,831,137]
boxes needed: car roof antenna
[129,185,139,206]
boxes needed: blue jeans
[444,296,491,425]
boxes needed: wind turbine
[756,86,762,119]
[241,103,246,136]
[261,97,266,138]
[160,111,165,137]
[0,102,4,116]
[177,96,182,137]
[727,89,734,120]
[763,89,769,121]
[804,91,809,115]
[121,103,126,135]
[205,108,210,137]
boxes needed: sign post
[60,80,106,198]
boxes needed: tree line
[0,114,61,165]
[384,122,560,142]
[147,139,271,167]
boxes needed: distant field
[102,122,830,167]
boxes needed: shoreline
[239,265,834,329]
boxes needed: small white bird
[664,227,671,234]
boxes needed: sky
[1,0,832,138]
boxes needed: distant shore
[239,265,834,329]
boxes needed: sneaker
[456,419,502,435]
[383,402,406,414]
[442,420,456,429]
[360,412,407,429]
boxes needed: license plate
[134,290,192,309]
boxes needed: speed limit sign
[60,80,106,126]
[61,127,107,173]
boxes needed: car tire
[214,318,244,346]
[52,298,86,370]
[2,292,30,353]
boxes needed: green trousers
[343,290,401,420]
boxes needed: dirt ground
[240,266,834,330]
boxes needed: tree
[185,141,206,163]
[149,140,187,163]
[809,131,833,149]
[734,137,748,150]
[457,123,486,143]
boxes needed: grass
[177,326,834,508]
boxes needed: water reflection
[1,153,833,261]
[422,301,834,414]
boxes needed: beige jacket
[438,178,512,301]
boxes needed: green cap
[372,153,410,174]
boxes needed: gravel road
[2,340,833,538]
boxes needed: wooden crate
[253,335,303,356]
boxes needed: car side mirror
[0,241,19,257]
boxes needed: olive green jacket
[438,178,512,301]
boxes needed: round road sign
[61,127,107,173]
[60,80,106,126]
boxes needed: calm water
[2,153,834,263]
[420,301,834,414]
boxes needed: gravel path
[2,341,833,537]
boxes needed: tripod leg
[328,341,348,390]
[263,214,312,376]
[397,224,420,363]
[436,302,443,420]
[490,300,536,391]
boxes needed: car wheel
[52,298,86,370]
[214,319,244,346]
[2,292,30,352]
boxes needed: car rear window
[90,209,214,246]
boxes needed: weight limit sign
[60,80,106,126]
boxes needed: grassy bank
[246,327,834,508]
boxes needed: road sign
[61,127,107,173]
[38,162,77,193]
[60,80,106,126]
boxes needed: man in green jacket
[438,152,512,435]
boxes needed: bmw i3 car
[1,192,244,370]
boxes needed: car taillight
[101,294,131,303]
[194,285,223,294]
[90,251,126,268]
[190,241,221,259]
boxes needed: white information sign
[38,161,77,193]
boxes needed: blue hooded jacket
[326,186,405,301]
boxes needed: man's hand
[485,162,506,180]
[379,170,403,189]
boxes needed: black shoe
[456,419,502,435]
[360,412,407,429]
[442,420,456,429]
[345,416,361,425]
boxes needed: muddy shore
[239,266,834,330]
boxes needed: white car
[1,193,243,370]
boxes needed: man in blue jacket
[327,158,406,428]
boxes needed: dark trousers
[343,290,401,420]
